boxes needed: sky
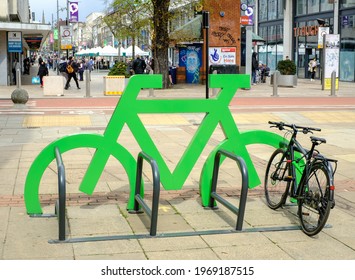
[28,0,108,24]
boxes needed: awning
[252,33,265,42]
[0,22,51,50]
[170,15,202,42]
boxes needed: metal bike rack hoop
[209,149,249,231]
[130,151,161,236]
[55,147,66,241]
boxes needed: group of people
[252,52,318,83]
[251,52,270,84]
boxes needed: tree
[151,0,171,88]
[105,0,194,88]
[104,0,151,58]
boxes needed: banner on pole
[69,2,79,22]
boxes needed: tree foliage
[104,0,195,88]
[104,0,151,57]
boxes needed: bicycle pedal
[284,176,294,182]
[331,200,335,209]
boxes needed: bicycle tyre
[298,162,332,236]
[264,148,290,209]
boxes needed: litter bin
[170,66,177,84]
[209,64,239,74]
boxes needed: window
[268,0,278,20]
[296,0,307,15]
[259,0,268,21]
[341,0,355,8]
[308,0,320,14]
[320,0,333,11]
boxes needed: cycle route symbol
[24,74,285,214]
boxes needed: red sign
[240,16,249,25]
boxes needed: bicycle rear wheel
[298,163,332,236]
[264,148,290,209]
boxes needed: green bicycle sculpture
[24,74,285,215]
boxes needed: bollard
[272,70,279,97]
[85,70,91,98]
[330,70,337,97]
[16,69,21,88]
[211,70,219,97]
[148,70,154,97]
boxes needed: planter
[270,74,297,87]
[103,76,128,95]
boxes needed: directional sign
[8,32,22,52]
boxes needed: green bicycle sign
[24,74,285,214]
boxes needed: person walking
[64,56,80,90]
[131,55,146,74]
[78,59,85,81]
[23,57,30,75]
[12,58,21,85]
[251,52,258,85]
[37,60,49,88]
[308,58,317,81]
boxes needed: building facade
[256,0,355,82]
[0,0,50,86]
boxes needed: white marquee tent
[124,45,150,57]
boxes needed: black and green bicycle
[265,121,337,236]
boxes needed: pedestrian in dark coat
[64,57,80,90]
[131,55,146,74]
[37,61,49,88]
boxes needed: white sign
[60,26,72,50]
[245,7,254,17]
[209,47,236,65]
[318,27,329,49]
[324,34,340,79]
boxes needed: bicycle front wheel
[298,163,332,236]
[264,148,290,209]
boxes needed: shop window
[340,14,355,81]
[340,52,355,81]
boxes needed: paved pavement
[0,67,355,261]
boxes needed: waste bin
[209,64,239,74]
[170,66,177,84]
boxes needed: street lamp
[56,0,68,73]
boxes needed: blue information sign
[8,32,22,52]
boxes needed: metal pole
[16,68,21,89]
[57,0,60,75]
[272,70,279,97]
[330,70,336,97]
[85,70,91,97]
[203,11,210,99]
[66,0,69,59]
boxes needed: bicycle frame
[279,128,334,202]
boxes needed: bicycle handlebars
[268,121,321,134]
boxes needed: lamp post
[57,0,59,74]
[202,11,210,99]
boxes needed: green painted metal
[24,74,286,214]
